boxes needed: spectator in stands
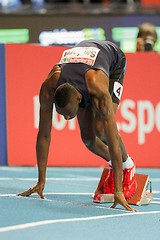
[136,22,158,52]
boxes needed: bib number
[113,82,123,100]
[60,47,100,66]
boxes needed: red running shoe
[103,166,114,194]
[123,164,137,199]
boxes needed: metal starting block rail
[93,168,153,206]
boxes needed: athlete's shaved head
[55,83,77,108]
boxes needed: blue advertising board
[0,44,7,165]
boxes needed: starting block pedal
[93,168,153,206]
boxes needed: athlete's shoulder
[76,40,121,52]
[76,40,97,47]
[39,65,61,108]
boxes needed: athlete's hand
[17,182,45,199]
[110,193,138,212]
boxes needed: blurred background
[0,0,160,168]
[0,0,160,52]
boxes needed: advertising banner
[0,44,7,165]
[6,44,160,167]
[117,53,160,167]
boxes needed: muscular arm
[36,105,53,184]
[102,105,123,193]
[86,70,137,211]
[36,66,61,184]
[36,66,62,188]
[87,72,123,192]
[17,66,60,198]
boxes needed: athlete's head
[55,83,82,120]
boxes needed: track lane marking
[0,210,160,233]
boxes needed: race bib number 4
[60,47,100,66]
[113,82,123,100]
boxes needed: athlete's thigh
[77,106,95,140]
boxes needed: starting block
[93,168,153,205]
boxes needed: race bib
[113,82,123,100]
[60,47,100,66]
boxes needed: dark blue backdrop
[0,44,7,165]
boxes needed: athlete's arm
[87,70,123,191]
[17,66,60,198]
[86,70,137,211]
[16,81,54,198]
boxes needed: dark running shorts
[109,50,126,105]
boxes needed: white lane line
[0,193,115,213]
[0,210,160,233]
[0,194,16,197]
[0,193,93,197]
[0,167,103,173]
[151,201,160,204]
[0,177,99,181]
[150,178,160,182]
[1,193,159,208]
[1,192,160,198]
[0,177,160,182]
[0,168,34,172]
[153,191,160,194]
